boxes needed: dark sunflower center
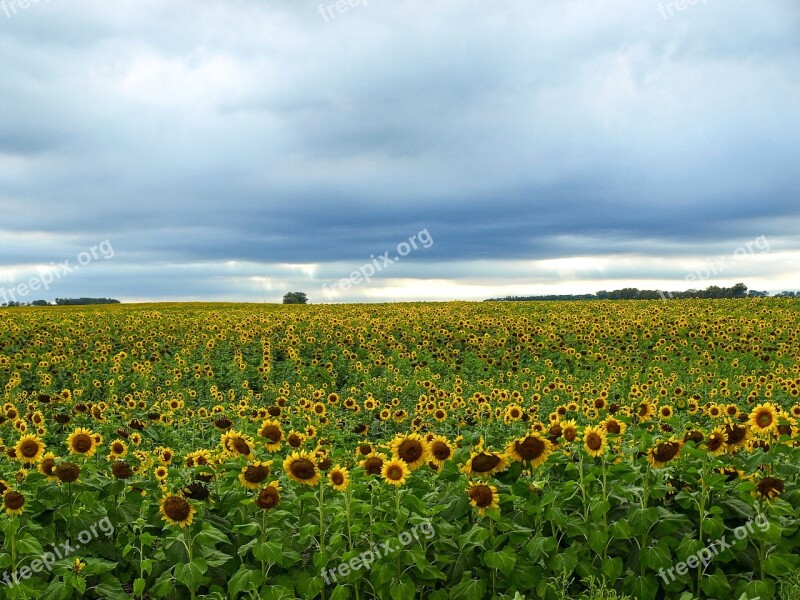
[41,458,57,475]
[232,438,251,455]
[55,463,81,483]
[586,433,603,451]
[653,442,680,462]
[364,458,383,475]
[431,442,451,461]
[164,496,191,521]
[359,444,372,455]
[20,440,40,458]
[112,461,133,479]
[288,435,302,448]
[386,465,404,480]
[4,491,24,510]
[563,428,577,442]
[256,487,279,509]
[725,424,746,444]
[244,465,270,483]
[606,421,621,434]
[398,440,423,462]
[757,412,773,427]
[261,426,282,442]
[112,443,124,454]
[468,485,494,508]
[331,472,344,485]
[516,437,545,460]
[472,453,501,472]
[290,459,316,480]
[72,434,93,453]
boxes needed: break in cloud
[0,0,798,303]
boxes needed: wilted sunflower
[462,450,508,478]
[111,461,134,480]
[182,482,211,501]
[749,403,779,436]
[428,436,455,467]
[15,434,45,463]
[506,433,552,468]
[647,440,682,468]
[67,428,98,457]
[239,461,272,490]
[255,481,281,510]
[755,477,785,501]
[389,433,429,471]
[583,426,608,459]
[467,481,499,516]
[360,452,385,476]
[382,459,410,486]
[284,450,321,486]
[2,489,25,516]
[258,420,283,452]
[328,465,350,492]
[160,494,196,528]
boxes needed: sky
[0,0,798,304]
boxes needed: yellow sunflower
[428,435,455,467]
[506,433,552,468]
[283,450,321,486]
[66,428,98,457]
[258,419,283,452]
[160,494,196,528]
[381,459,410,486]
[15,434,45,463]
[389,433,429,471]
[238,461,272,490]
[2,489,25,516]
[467,481,499,516]
[749,403,779,436]
[328,465,350,492]
[583,426,608,458]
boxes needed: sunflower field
[0,299,799,600]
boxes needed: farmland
[0,299,798,599]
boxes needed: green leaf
[390,576,415,600]
[133,578,146,596]
[174,557,208,590]
[449,572,487,600]
[700,569,731,598]
[484,548,516,576]
[601,556,623,582]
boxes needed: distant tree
[31,300,50,306]
[730,283,748,298]
[283,292,308,305]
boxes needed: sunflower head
[390,433,429,471]
[239,461,272,490]
[67,428,98,457]
[583,426,608,459]
[55,462,81,483]
[467,481,499,516]
[2,489,25,516]
[381,459,410,486]
[749,403,779,436]
[283,451,321,486]
[15,434,46,464]
[160,494,196,528]
[255,481,281,510]
[328,465,351,492]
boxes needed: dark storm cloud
[0,0,798,301]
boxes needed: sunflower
[222,431,254,459]
[108,439,128,459]
[467,481,499,516]
[154,466,169,482]
[706,426,728,455]
[428,436,455,467]
[389,433,429,471]
[15,434,45,463]
[506,433,552,468]
[382,459,410,486]
[55,462,81,483]
[602,417,626,436]
[39,452,58,480]
[160,494,196,528]
[283,451,321,486]
[749,403,779,436]
[754,477,785,501]
[239,461,272,490]
[560,419,579,443]
[256,481,281,510]
[258,419,283,452]
[185,449,212,468]
[360,452,386,476]
[462,450,508,478]
[66,428,98,457]
[111,461,134,480]
[287,430,304,449]
[328,465,350,492]
[724,421,750,452]
[647,440,682,468]
[2,489,25,516]
[583,426,608,458]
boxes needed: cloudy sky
[1,0,798,303]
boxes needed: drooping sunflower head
[255,481,281,510]
[283,451,321,486]
[381,459,410,486]
[360,452,385,476]
[647,440,682,468]
[754,476,785,501]
[706,427,728,454]
[389,433,429,471]
[467,481,499,516]
[111,461,134,480]
[39,452,58,479]
[15,434,45,464]
[160,494,196,528]
[239,461,272,490]
[2,489,25,516]
[328,465,350,492]
[507,433,552,468]
[462,450,508,478]
[55,461,81,484]
[67,428,98,457]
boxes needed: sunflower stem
[319,481,326,600]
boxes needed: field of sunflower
[0,299,799,600]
